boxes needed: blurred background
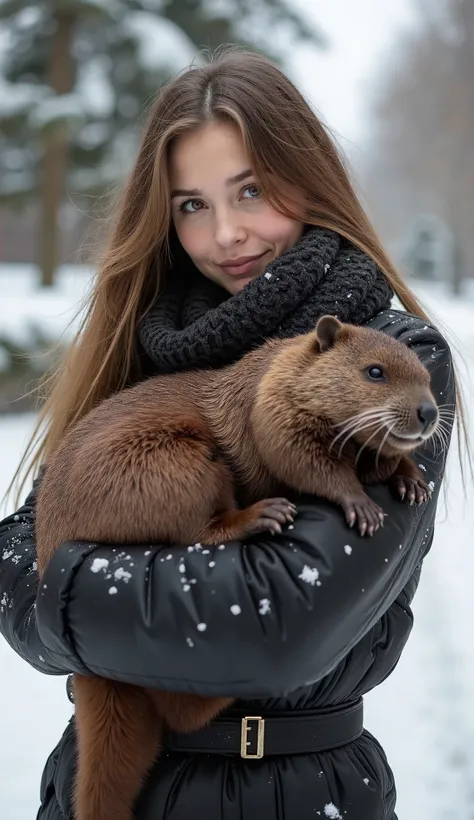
[0,1,473,818]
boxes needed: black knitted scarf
[138,227,393,373]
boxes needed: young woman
[0,49,458,820]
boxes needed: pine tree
[0,0,323,286]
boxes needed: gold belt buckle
[240,716,265,759]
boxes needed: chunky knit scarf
[138,227,393,373]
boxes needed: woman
[0,49,458,820]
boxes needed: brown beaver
[35,315,438,820]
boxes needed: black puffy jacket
[0,309,454,820]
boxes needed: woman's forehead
[169,121,251,188]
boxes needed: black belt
[164,698,363,759]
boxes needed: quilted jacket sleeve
[0,478,90,675]
[0,312,455,697]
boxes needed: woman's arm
[27,314,453,698]
[0,478,90,676]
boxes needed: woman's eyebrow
[171,168,253,198]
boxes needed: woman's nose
[214,209,247,247]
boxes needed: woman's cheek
[177,220,209,265]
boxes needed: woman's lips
[219,252,268,276]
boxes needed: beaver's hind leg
[73,675,160,820]
[197,496,297,542]
[135,418,296,544]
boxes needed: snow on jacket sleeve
[3,312,455,698]
[0,478,90,676]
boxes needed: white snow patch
[264,271,272,280]
[344,544,352,555]
[108,586,118,595]
[90,558,109,573]
[125,12,196,73]
[259,598,271,615]
[298,565,320,585]
[197,623,207,632]
[324,804,343,819]
[113,568,132,583]
[230,605,241,615]
[29,93,84,129]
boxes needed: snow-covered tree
[0,0,323,286]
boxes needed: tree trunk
[38,10,75,288]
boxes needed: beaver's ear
[315,315,343,352]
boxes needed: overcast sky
[287,0,420,152]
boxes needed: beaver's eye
[367,366,385,380]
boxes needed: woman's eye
[180,199,203,214]
[242,184,261,199]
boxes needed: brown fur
[35,317,438,820]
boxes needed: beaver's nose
[417,402,438,432]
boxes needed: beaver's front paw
[340,493,385,537]
[389,475,432,505]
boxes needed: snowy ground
[0,268,473,819]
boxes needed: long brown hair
[10,46,470,502]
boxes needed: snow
[324,804,343,819]
[298,564,320,585]
[29,92,85,129]
[0,77,50,119]
[124,12,196,73]
[0,263,92,346]
[259,598,271,615]
[90,557,109,573]
[114,567,132,582]
[75,57,115,119]
[0,270,473,818]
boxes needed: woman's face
[169,120,304,295]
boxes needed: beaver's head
[302,315,439,456]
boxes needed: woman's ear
[315,315,343,352]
